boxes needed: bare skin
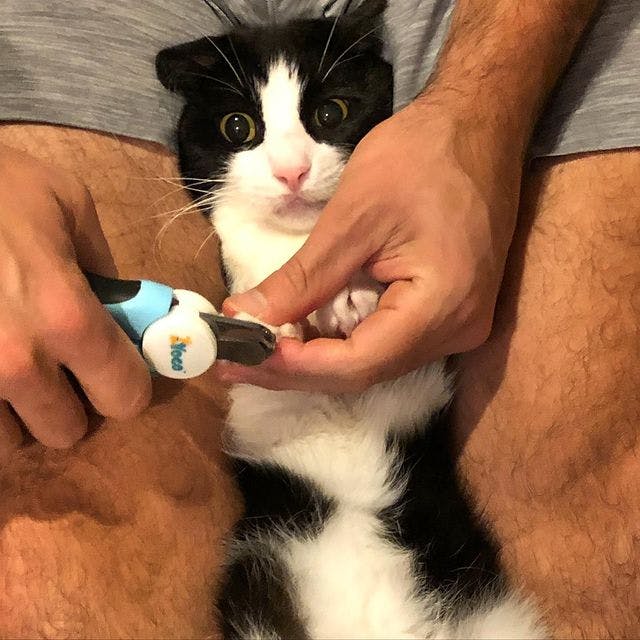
[0,124,638,638]
[457,149,640,639]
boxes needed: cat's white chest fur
[214,207,308,293]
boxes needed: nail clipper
[85,272,275,379]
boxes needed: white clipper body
[141,290,219,379]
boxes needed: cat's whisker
[318,0,360,76]
[147,179,220,203]
[154,212,190,251]
[322,26,382,82]
[227,35,249,88]
[146,184,197,211]
[135,176,227,187]
[125,199,208,233]
[201,34,245,89]
[183,177,227,183]
[318,3,344,75]
[170,176,225,186]
[154,194,217,251]
[144,206,203,223]
[146,188,216,221]
[201,0,241,27]
[182,186,218,195]
[133,176,206,182]
[193,226,219,261]
[141,179,218,213]
[323,53,364,75]
[144,191,215,220]
[156,193,215,220]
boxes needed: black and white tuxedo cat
[156,1,545,637]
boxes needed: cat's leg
[453,596,547,639]
[219,245,307,342]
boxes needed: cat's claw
[233,312,304,343]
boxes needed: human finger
[218,280,438,393]
[0,347,88,449]
[55,173,118,277]
[39,268,152,421]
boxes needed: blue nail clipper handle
[85,273,276,379]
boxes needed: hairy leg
[0,124,238,637]
[457,150,640,638]
[3,125,636,638]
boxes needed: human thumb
[222,217,369,326]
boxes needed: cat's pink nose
[272,163,310,192]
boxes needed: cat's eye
[314,98,349,129]
[220,112,256,145]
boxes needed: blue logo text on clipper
[170,336,192,372]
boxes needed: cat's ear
[156,38,221,96]
[340,0,387,51]
[346,0,387,23]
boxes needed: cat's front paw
[233,312,304,342]
[315,277,383,338]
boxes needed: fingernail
[225,289,267,317]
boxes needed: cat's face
[157,1,393,234]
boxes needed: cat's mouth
[284,193,312,207]
[274,192,323,216]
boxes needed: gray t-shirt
[0,0,638,157]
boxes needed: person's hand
[0,145,151,451]
[219,96,524,393]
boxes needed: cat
[156,1,546,637]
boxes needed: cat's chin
[270,198,324,232]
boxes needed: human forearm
[422,0,600,155]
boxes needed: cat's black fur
[382,413,504,610]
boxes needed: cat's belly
[285,515,545,640]
[227,363,452,461]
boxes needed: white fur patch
[226,362,452,462]
[454,597,546,639]
[286,508,443,639]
